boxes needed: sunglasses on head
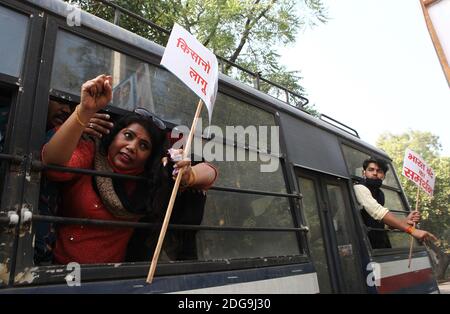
[134,107,166,130]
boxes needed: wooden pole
[146,99,203,283]
[408,186,420,268]
[420,0,450,86]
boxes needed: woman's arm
[189,162,218,190]
[42,75,112,165]
[169,149,218,190]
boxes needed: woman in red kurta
[42,75,217,264]
[45,137,142,264]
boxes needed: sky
[280,0,450,157]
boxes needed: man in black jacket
[354,157,437,248]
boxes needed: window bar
[389,209,411,214]
[366,227,404,233]
[254,71,261,90]
[33,162,300,199]
[97,0,170,35]
[32,161,147,181]
[0,153,25,163]
[31,214,308,233]
[210,185,301,199]
[113,7,121,26]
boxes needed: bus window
[212,145,286,192]
[211,93,276,149]
[381,164,400,189]
[51,30,159,113]
[341,144,370,177]
[51,30,201,122]
[342,144,411,250]
[382,188,414,249]
[148,66,205,124]
[0,5,29,77]
[196,107,297,259]
[199,191,299,259]
[341,144,400,189]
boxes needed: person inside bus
[46,96,115,139]
[125,139,211,262]
[354,157,437,249]
[35,97,115,265]
[41,74,217,264]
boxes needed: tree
[67,0,328,113]
[376,130,450,280]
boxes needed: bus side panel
[0,263,319,294]
[373,253,439,294]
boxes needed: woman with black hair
[42,75,217,264]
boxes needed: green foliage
[376,130,450,249]
[67,0,328,113]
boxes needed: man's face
[47,100,72,130]
[363,162,385,180]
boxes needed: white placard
[428,0,450,66]
[160,23,218,123]
[402,149,435,196]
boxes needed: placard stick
[146,99,203,283]
[408,186,420,268]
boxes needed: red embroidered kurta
[44,140,139,264]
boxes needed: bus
[0,0,440,294]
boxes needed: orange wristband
[405,225,416,234]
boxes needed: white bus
[0,0,440,294]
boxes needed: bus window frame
[23,255,311,286]
[0,0,45,288]
[0,0,44,156]
[0,84,16,154]
[273,111,310,257]
[0,73,20,87]
[338,139,424,256]
[0,1,30,79]
[10,12,309,287]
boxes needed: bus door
[296,169,365,293]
